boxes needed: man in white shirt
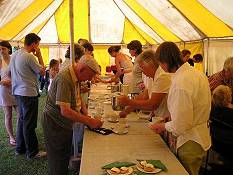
[150,42,211,175]
[118,49,172,119]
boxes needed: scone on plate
[144,163,155,172]
[110,167,121,174]
[138,160,147,169]
[120,167,129,174]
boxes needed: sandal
[9,139,16,146]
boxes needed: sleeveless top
[119,55,133,72]
[0,58,17,106]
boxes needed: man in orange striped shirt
[209,57,233,102]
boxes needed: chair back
[210,118,233,159]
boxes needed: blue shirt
[9,48,42,96]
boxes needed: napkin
[137,159,167,171]
[102,161,135,169]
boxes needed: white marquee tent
[0,0,233,74]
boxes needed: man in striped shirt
[209,57,233,102]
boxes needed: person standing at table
[150,42,211,175]
[118,49,171,121]
[108,46,133,86]
[0,41,20,146]
[42,55,102,175]
[127,40,145,93]
[9,33,46,158]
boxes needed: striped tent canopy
[1,0,233,74]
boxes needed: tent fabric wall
[1,0,233,43]
[90,0,125,43]
[205,40,233,75]
[123,19,147,45]
[136,0,202,41]
[48,46,67,62]
[0,0,54,40]
[40,45,110,74]
[198,0,233,29]
[40,46,49,66]
[55,0,89,43]
[93,46,111,74]
[13,0,63,41]
[170,0,233,37]
[184,42,204,57]
[123,0,180,42]
[0,0,34,27]
[1,0,233,76]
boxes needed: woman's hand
[149,123,166,134]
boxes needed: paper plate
[136,164,162,174]
[106,167,133,175]
[112,128,128,135]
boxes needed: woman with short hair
[150,42,211,175]
[127,40,145,93]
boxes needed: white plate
[112,128,128,135]
[106,167,133,175]
[107,118,119,123]
[136,164,162,174]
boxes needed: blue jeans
[15,95,39,158]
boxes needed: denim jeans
[15,95,39,158]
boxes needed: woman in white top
[108,46,133,86]
[150,42,211,175]
[0,41,19,146]
[118,49,172,119]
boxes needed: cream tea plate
[136,164,162,174]
[106,167,133,175]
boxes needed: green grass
[0,93,76,175]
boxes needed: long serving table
[79,84,188,175]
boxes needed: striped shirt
[208,70,233,93]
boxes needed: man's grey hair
[223,57,233,71]
[137,49,159,66]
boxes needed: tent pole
[69,0,75,65]
[205,38,210,76]
[88,0,91,42]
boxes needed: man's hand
[0,79,11,86]
[87,118,103,129]
[33,47,42,58]
[149,123,166,134]
[117,95,130,106]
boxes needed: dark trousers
[15,95,39,158]
[42,112,73,175]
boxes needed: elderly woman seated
[210,85,233,160]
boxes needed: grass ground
[0,93,76,175]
